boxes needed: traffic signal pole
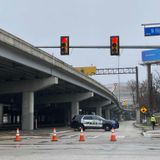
[36,44,157,119]
[36,45,160,49]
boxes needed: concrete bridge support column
[96,107,102,117]
[71,101,79,119]
[22,91,34,130]
[105,109,111,119]
[0,104,3,125]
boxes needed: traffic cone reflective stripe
[79,128,85,141]
[15,128,21,141]
[111,128,115,133]
[110,128,117,141]
[51,128,58,141]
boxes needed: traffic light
[110,36,120,56]
[60,36,69,55]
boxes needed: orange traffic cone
[51,128,58,141]
[110,128,117,142]
[15,128,21,141]
[79,128,85,141]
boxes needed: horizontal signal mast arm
[35,45,160,49]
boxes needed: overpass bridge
[0,29,121,130]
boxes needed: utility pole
[135,66,140,123]
[135,66,139,105]
[147,64,152,114]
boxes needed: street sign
[140,105,148,113]
[74,66,96,75]
[122,100,128,107]
[142,49,160,63]
[144,26,160,36]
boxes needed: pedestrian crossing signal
[110,36,120,56]
[60,36,69,55]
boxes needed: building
[105,83,134,108]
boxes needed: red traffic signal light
[110,36,120,56]
[60,36,69,55]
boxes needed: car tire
[104,125,111,131]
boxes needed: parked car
[70,115,119,131]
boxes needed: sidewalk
[133,122,160,138]
[0,126,72,141]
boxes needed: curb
[133,122,160,138]
[133,122,151,131]
[143,130,160,138]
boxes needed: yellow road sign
[140,105,148,113]
[74,66,96,75]
[122,100,128,107]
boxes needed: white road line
[57,130,73,133]
[116,135,125,138]
[87,135,100,139]
[87,132,107,139]
[49,130,72,135]
[61,134,78,139]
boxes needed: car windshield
[96,115,106,121]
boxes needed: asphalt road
[0,121,160,160]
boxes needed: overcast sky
[1,0,160,85]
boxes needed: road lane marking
[87,132,107,139]
[87,135,101,139]
[60,134,78,139]
[116,135,125,139]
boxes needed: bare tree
[127,80,136,105]
[152,71,160,112]
[127,69,160,113]
[138,80,148,107]
[139,80,148,98]
[153,70,160,92]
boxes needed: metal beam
[96,66,139,112]
[36,45,160,49]
[96,67,136,75]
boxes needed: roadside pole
[135,66,140,123]
[147,64,153,114]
